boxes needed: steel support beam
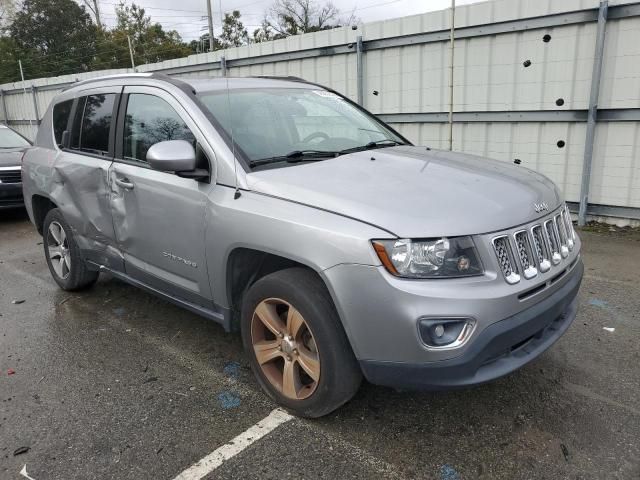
[0,90,7,125]
[356,35,364,106]
[567,201,640,221]
[30,85,40,122]
[221,56,227,77]
[377,108,640,124]
[578,1,608,227]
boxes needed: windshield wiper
[338,139,404,155]
[249,150,339,168]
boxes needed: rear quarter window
[52,99,73,147]
[69,94,116,156]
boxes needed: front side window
[71,94,116,155]
[123,94,195,163]
[0,127,30,149]
[52,99,73,147]
[197,88,406,167]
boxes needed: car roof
[63,73,321,94]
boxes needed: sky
[93,0,485,42]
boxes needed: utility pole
[127,35,136,71]
[448,0,455,151]
[206,0,215,52]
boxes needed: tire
[42,208,99,291]
[241,267,362,418]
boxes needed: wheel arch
[225,248,333,332]
[31,195,58,235]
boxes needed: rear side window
[70,94,116,155]
[123,94,195,162]
[52,99,73,147]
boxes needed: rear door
[53,87,123,271]
[109,86,213,306]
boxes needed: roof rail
[249,75,309,83]
[61,72,193,93]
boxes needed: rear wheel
[43,208,99,291]
[241,268,362,418]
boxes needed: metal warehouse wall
[1,0,639,223]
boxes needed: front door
[110,86,213,306]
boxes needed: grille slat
[514,231,537,279]
[0,170,22,184]
[531,225,551,273]
[493,236,520,284]
[555,214,569,258]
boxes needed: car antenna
[219,2,241,200]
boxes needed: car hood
[246,146,563,238]
[0,148,26,168]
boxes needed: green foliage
[9,0,97,79]
[219,10,248,48]
[95,2,191,69]
[0,36,20,84]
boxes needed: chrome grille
[492,205,577,285]
[492,236,520,284]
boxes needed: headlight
[372,237,483,278]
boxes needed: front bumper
[0,182,24,209]
[359,260,582,390]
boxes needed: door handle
[114,177,134,190]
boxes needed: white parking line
[172,408,293,480]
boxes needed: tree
[189,33,222,54]
[257,0,354,40]
[82,0,102,30]
[93,2,191,70]
[219,10,248,48]
[9,0,97,79]
[0,0,15,34]
[0,36,20,83]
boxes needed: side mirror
[147,140,196,172]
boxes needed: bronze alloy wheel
[251,298,321,400]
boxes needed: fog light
[418,317,475,348]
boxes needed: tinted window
[79,94,115,154]
[70,97,85,150]
[52,99,73,147]
[123,94,195,162]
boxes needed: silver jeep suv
[22,73,583,417]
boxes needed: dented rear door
[52,86,123,271]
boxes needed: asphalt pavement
[1,208,639,479]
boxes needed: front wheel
[241,268,362,418]
[43,208,99,291]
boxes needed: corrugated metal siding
[0,0,639,215]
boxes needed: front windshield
[0,128,30,149]
[197,88,406,166]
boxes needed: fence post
[30,85,40,123]
[0,89,7,125]
[578,0,608,226]
[356,35,364,106]
[221,56,227,77]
